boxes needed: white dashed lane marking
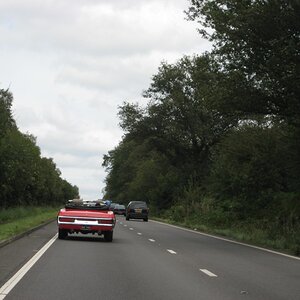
[137,232,142,235]
[129,228,134,230]
[167,249,177,254]
[199,269,218,277]
[148,239,155,242]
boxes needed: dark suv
[126,201,149,222]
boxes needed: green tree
[0,131,41,207]
[103,136,179,210]
[103,55,237,209]
[0,89,16,137]
[208,124,297,217]
[0,88,78,208]
[143,55,238,181]
[186,0,300,124]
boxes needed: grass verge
[0,206,60,242]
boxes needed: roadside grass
[152,214,300,257]
[0,206,60,242]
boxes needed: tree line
[102,0,300,242]
[0,88,78,208]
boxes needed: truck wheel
[143,218,148,222]
[58,228,68,239]
[126,216,129,221]
[104,231,113,242]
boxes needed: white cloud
[0,0,210,199]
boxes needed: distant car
[126,201,149,221]
[57,199,116,242]
[114,204,126,216]
[109,203,118,210]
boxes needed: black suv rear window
[129,202,147,209]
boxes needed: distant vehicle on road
[109,202,119,210]
[57,199,116,242]
[126,201,149,221]
[113,204,126,216]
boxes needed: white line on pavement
[0,234,58,300]
[199,269,218,277]
[167,249,177,254]
[129,228,134,230]
[151,220,300,261]
[137,233,142,235]
[148,239,155,242]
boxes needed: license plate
[135,209,142,213]
[81,225,90,230]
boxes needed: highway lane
[122,218,300,299]
[123,218,300,299]
[0,221,58,288]
[1,216,300,300]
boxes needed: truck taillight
[59,217,75,222]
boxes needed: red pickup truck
[57,199,116,242]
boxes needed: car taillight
[98,219,113,224]
[59,217,75,222]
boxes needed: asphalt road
[0,217,299,300]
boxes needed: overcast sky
[0,0,210,200]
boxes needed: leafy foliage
[103,55,237,209]
[186,0,300,124]
[103,0,300,253]
[0,89,78,208]
[208,125,297,216]
[0,89,16,137]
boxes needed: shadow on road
[61,234,109,243]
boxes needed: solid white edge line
[0,234,58,299]
[167,249,177,254]
[200,269,218,277]
[151,220,300,261]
